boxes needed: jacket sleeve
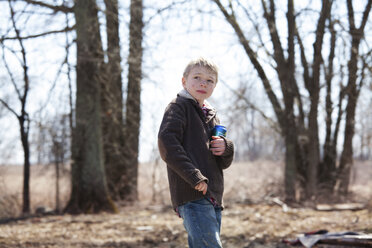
[216,136,234,170]
[158,103,208,187]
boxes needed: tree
[11,0,145,207]
[212,0,371,202]
[101,0,127,200]
[48,114,70,213]
[122,0,144,201]
[0,0,76,214]
[0,1,32,214]
[101,0,144,202]
[64,0,116,214]
[337,0,372,196]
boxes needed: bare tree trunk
[121,0,144,202]
[4,1,32,214]
[212,0,298,201]
[52,139,61,213]
[20,116,31,214]
[282,0,298,202]
[102,0,127,200]
[306,0,332,199]
[337,0,371,196]
[65,0,116,214]
[64,11,74,136]
[212,0,337,202]
[319,18,337,194]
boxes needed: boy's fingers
[211,148,224,156]
[202,184,207,195]
[195,182,208,194]
[195,182,205,190]
[211,139,225,148]
[211,147,224,153]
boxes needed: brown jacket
[158,90,234,210]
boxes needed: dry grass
[140,159,372,205]
[349,160,372,201]
[0,165,71,218]
[0,160,371,218]
[139,159,285,206]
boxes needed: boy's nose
[200,80,207,86]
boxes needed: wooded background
[0,0,371,215]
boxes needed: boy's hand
[195,181,208,195]
[210,136,226,156]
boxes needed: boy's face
[182,66,217,106]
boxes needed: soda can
[212,125,227,137]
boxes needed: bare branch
[21,0,73,13]
[346,0,355,30]
[287,0,295,69]
[236,1,271,58]
[358,0,372,32]
[0,98,19,118]
[220,79,281,133]
[323,17,337,155]
[64,10,74,131]
[212,0,284,126]
[9,0,29,111]
[260,0,286,67]
[295,25,311,91]
[0,25,75,42]
[145,0,189,24]
[347,0,371,37]
[1,44,22,101]
[356,55,369,96]
[311,0,332,85]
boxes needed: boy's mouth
[196,90,207,94]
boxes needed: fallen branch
[316,203,366,211]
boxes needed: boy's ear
[182,77,186,87]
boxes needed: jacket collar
[178,89,214,108]
[178,89,216,123]
[178,89,197,102]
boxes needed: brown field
[1,160,285,216]
[0,160,371,247]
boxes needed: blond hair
[183,57,219,82]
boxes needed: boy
[158,57,234,247]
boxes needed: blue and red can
[212,125,227,137]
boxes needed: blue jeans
[178,198,223,248]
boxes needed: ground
[1,160,371,247]
[0,201,371,248]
